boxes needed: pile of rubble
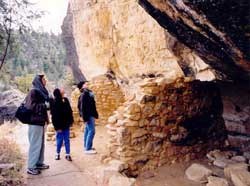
[185,149,250,186]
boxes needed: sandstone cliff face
[63,0,215,82]
[62,0,249,174]
[61,5,86,82]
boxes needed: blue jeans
[84,117,95,150]
[56,129,70,154]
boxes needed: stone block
[224,163,249,179]
[108,115,117,124]
[47,124,55,132]
[131,129,148,139]
[213,159,234,169]
[206,176,229,186]
[152,132,167,138]
[231,170,250,186]
[0,163,15,171]
[185,163,213,183]
[125,103,141,114]
[231,156,247,163]
[106,124,117,131]
[243,152,250,160]
[108,173,136,186]
[124,113,141,121]
[46,131,55,137]
[139,119,149,127]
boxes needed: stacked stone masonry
[106,77,227,176]
[88,75,125,125]
[71,75,125,126]
[46,124,76,141]
[71,87,83,126]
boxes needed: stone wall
[71,75,125,126]
[219,82,250,151]
[106,77,227,176]
[88,75,125,125]
[71,87,83,126]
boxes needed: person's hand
[45,101,50,109]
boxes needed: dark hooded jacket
[25,75,49,126]
[78,88,98,122]
[50,89,74,131]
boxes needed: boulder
[224,163,249,179]
[108,173,136,186]
[0,89,25,124]
[206,176,229,186]
[0,163,15,171]
[231,156,247,163]
[185,163,213,183]
[231,170,250,186]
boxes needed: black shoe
[55,154,60,160]
[65,155,72,161]
[36,164,50,170]
[84,147,96,151]
[27,168,41,175]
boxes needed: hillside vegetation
[0,31,70,92]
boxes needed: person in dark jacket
[77,81,98,154]
[25,74,50,175]
[50,88,74,161]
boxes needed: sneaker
[27,168,41,175]
[84,149,97,154]
[36,164,50,170]
[65,155,72,161]
[55,154,60,160]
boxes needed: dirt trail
[8,123,204,186]
[12,124,109,186]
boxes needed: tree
[0,0,42,70]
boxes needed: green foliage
[1,30,67,92]
[14,74,34,93]
[0,0,44,69]
[57,68,75,88]
[0,65,12,91]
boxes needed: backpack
[15,103,32,124]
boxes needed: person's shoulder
[29,88,39,96]
[64,97,70,103]
[85,89,93,94]
[30,88,42,94]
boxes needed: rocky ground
[0,89,24,124]
[1,122,250,186]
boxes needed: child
[50,88,74,161]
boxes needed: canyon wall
[138,0,250,81]
[62,0,215,82]
[62,0,249,175]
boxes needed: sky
[30,0,69,34]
